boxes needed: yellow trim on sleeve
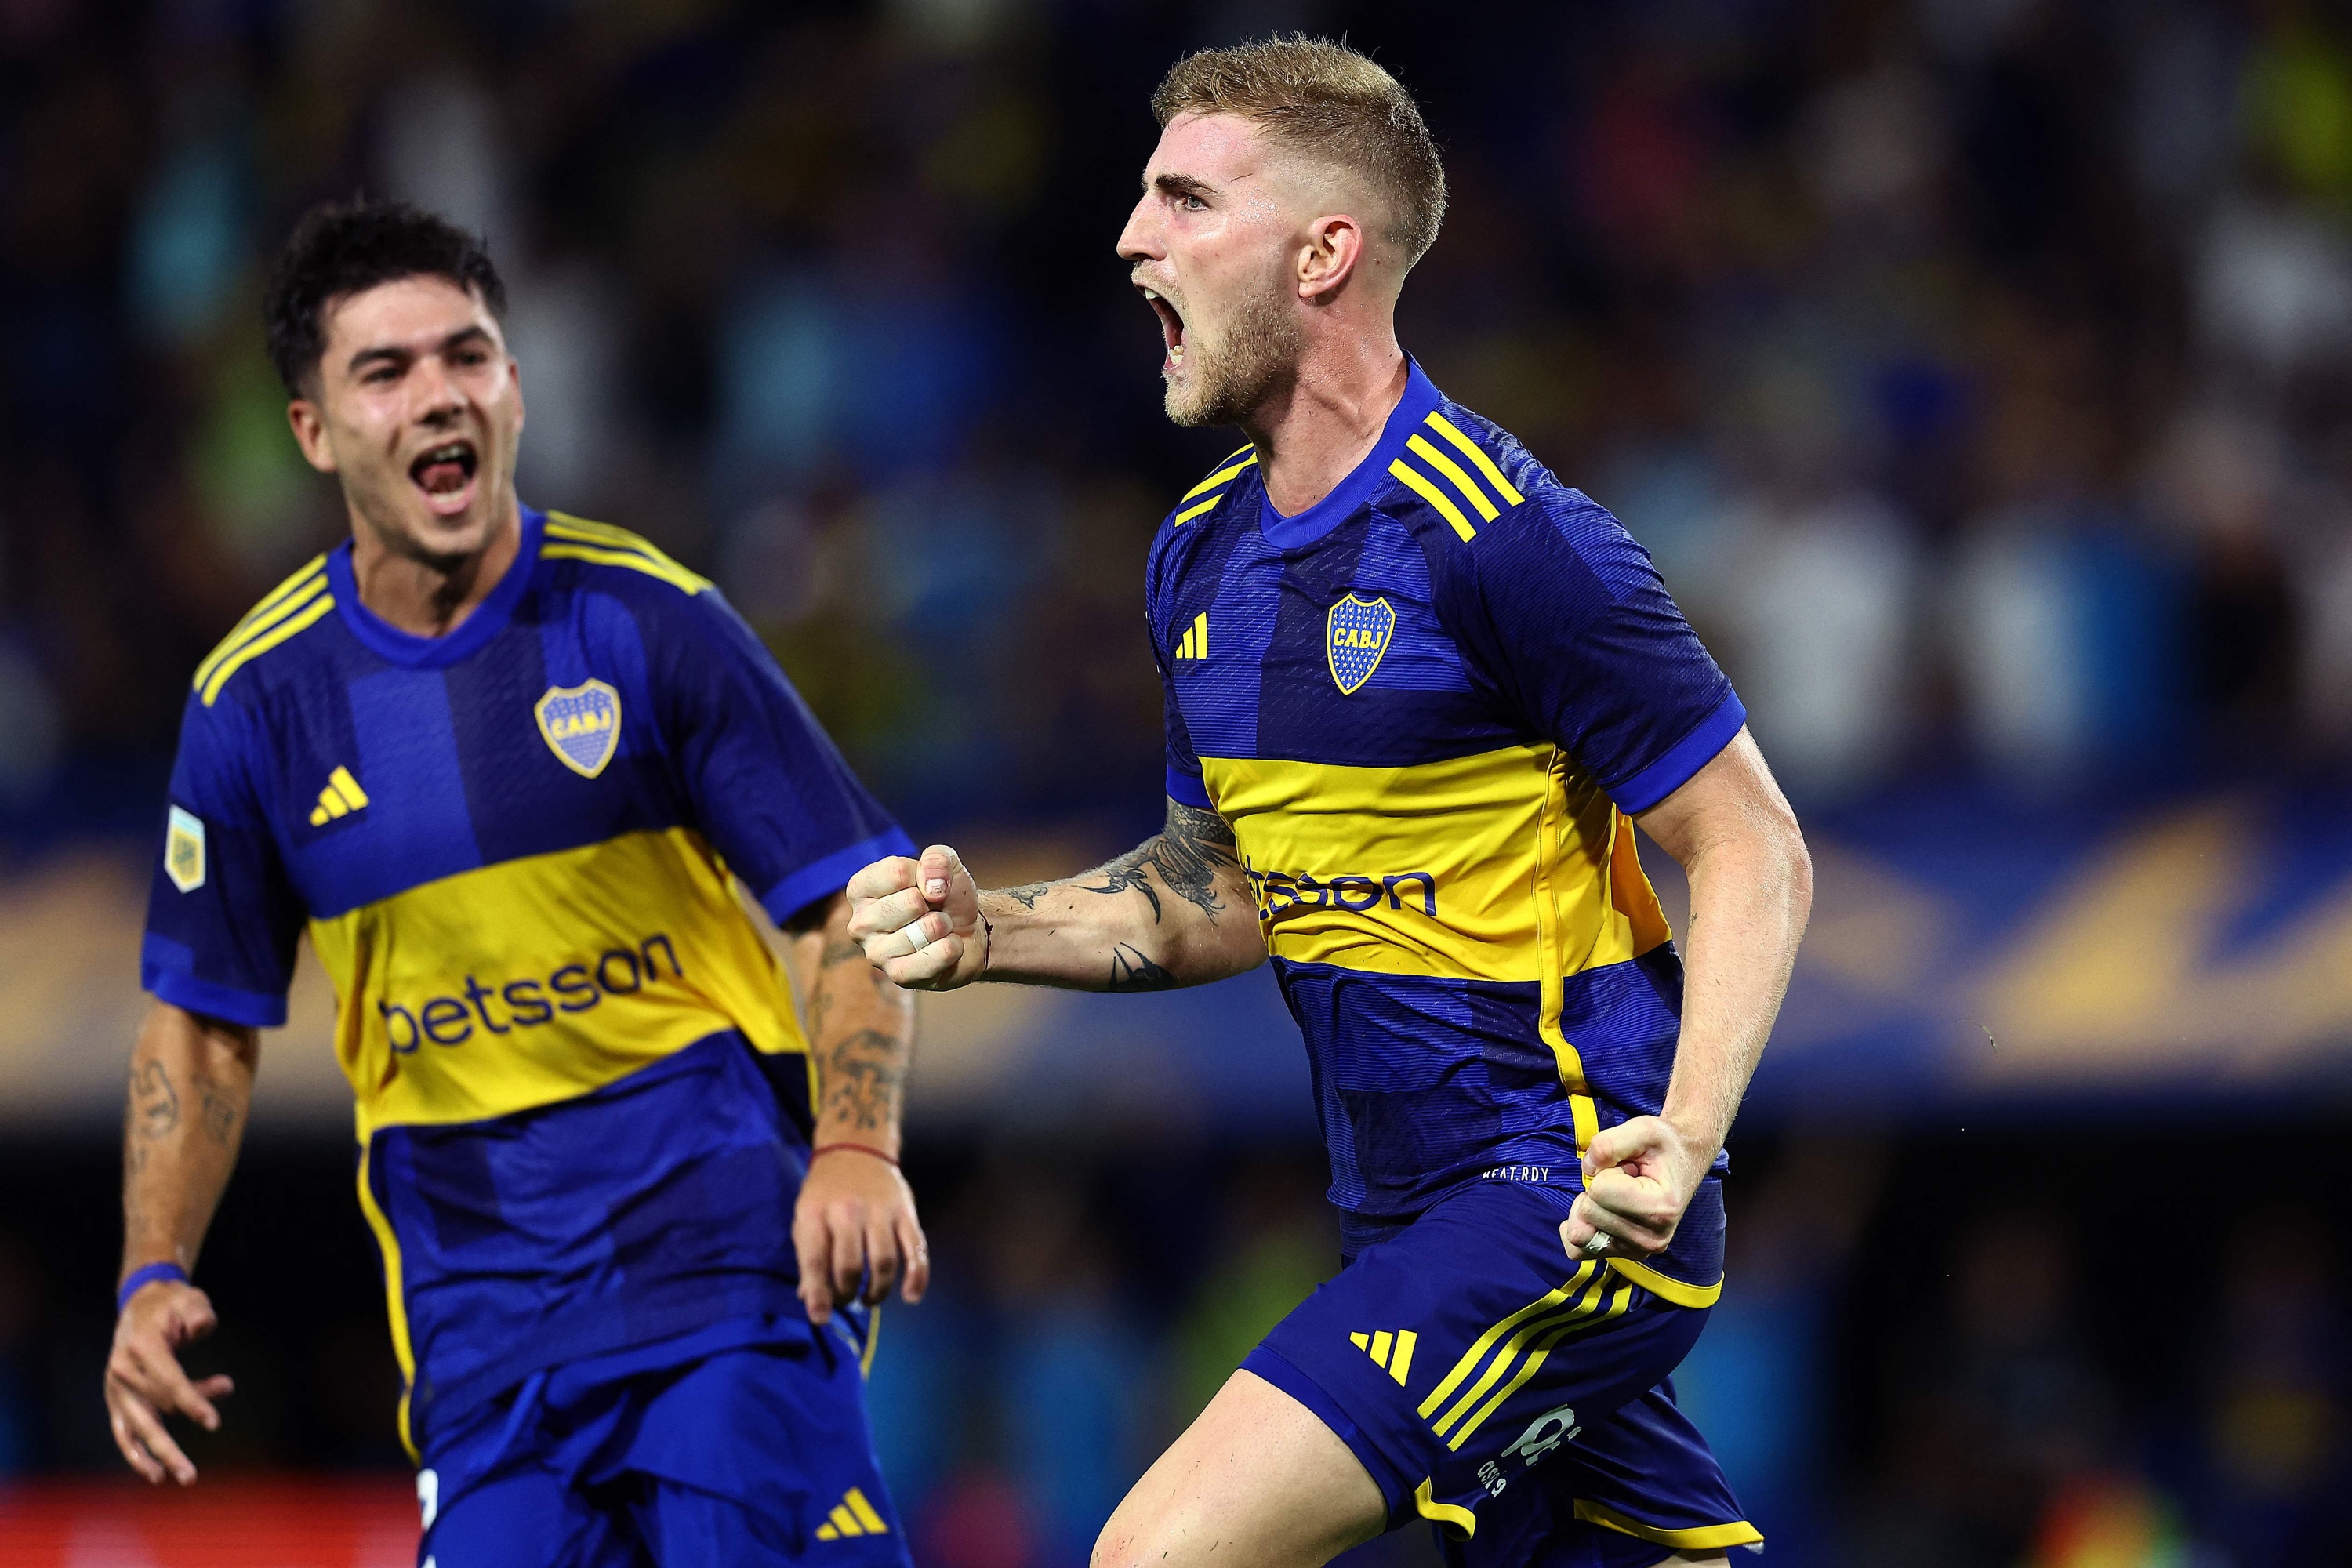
[1414,1479,1477,1539]
[199,592,336,706]
[353,1139,419,1462]
[1388,459,1476,541]
[1173,494,1224,526]
[1404,434,1502,522]
[1572,1500,1762,1551]
[1604,1256,1725,1308]
[1423,412,1525,506]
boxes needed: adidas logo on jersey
[307,766,370,826]
[814,1487,891,1541]
[1349,1329,1418,1386]
[1174,611,1210,660]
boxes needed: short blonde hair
[1151,35,1446,268]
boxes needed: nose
[1116,192,1160,265]
[410,354,466,424]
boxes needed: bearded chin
[1164,292,1301,429]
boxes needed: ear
[1297,213,1366,303]
[508,354,526,436]
[285,396,339,475]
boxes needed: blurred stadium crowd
[5,0,2352,1564]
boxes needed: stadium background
[3,0,2351,1563]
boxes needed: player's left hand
[1559,1116,1712,1261]
[794,1146,930,1325]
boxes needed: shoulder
[191,553,339,710]
[538,512,713,600]
[1147,444,1258,599]
[1380,397,1572,548]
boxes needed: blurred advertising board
[0,1479,417,1566]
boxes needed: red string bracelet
[810,1141,900,1168]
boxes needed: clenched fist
[846,845,988,989]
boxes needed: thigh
[1244,1182,1717,1551]
[1094,1367,1388,1568]
[1449,1381,1759,1568]
[617,1343,910,1566]
[424,1461,647,1568]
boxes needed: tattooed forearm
[820,1028,906,1131]
[1076,800,1238,925]
[191,1071,240,1147]
[131,1061,180,1142]
[1107,943,1177,991]
[1004,883,1051,910]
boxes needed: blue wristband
[117,1262,188,1314]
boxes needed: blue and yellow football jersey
[1149,362,1745,1305]
[140,506,913,1451]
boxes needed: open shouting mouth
[1142,287,1186,370]
[408,438,480,517]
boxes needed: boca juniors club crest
[1326,594,1396,695]
[535,679,622,778]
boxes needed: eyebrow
[1152,172,1215,201]
[344,324,495,377]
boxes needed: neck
[1241,325,1409,516]
[348,493,524,638]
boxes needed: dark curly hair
[263,198,506,395]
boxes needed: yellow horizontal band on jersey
[199,590,337,706]
[1199,746,1670,984]
[310,826,806,1136]
[1603,1256,1724,1308]
[1423,412,1525,507]
[193,556,328,692]
[1571,1501,1762,1552]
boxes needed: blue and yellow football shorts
[1243,1181,1761,1566]
[417,1312,909,1568]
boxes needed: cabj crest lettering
[535,680,622,778]
[1326,594,1396,695]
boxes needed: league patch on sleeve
[165,805,206,892]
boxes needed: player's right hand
[104,1277,233,1486]
[847,846,987,989]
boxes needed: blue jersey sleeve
[655,589,913,926]
[1441,492,1744,814]
[140,693,306,1027]
[1145,528,1210,809]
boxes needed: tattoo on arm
[820,1028,906,1131]
[1107,942,1176,991]
[132,1062,180,1142]
[1076,800,1239,926]
[191,1071,241,1147]
[1004,883,1050,910]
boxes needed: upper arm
[1440,495,1744,815]
[1632,727,1806,875]
[656,590,915,926]
[141,695,306,1027]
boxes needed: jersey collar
[1258,356,1445,550]
[328,503,546,667]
